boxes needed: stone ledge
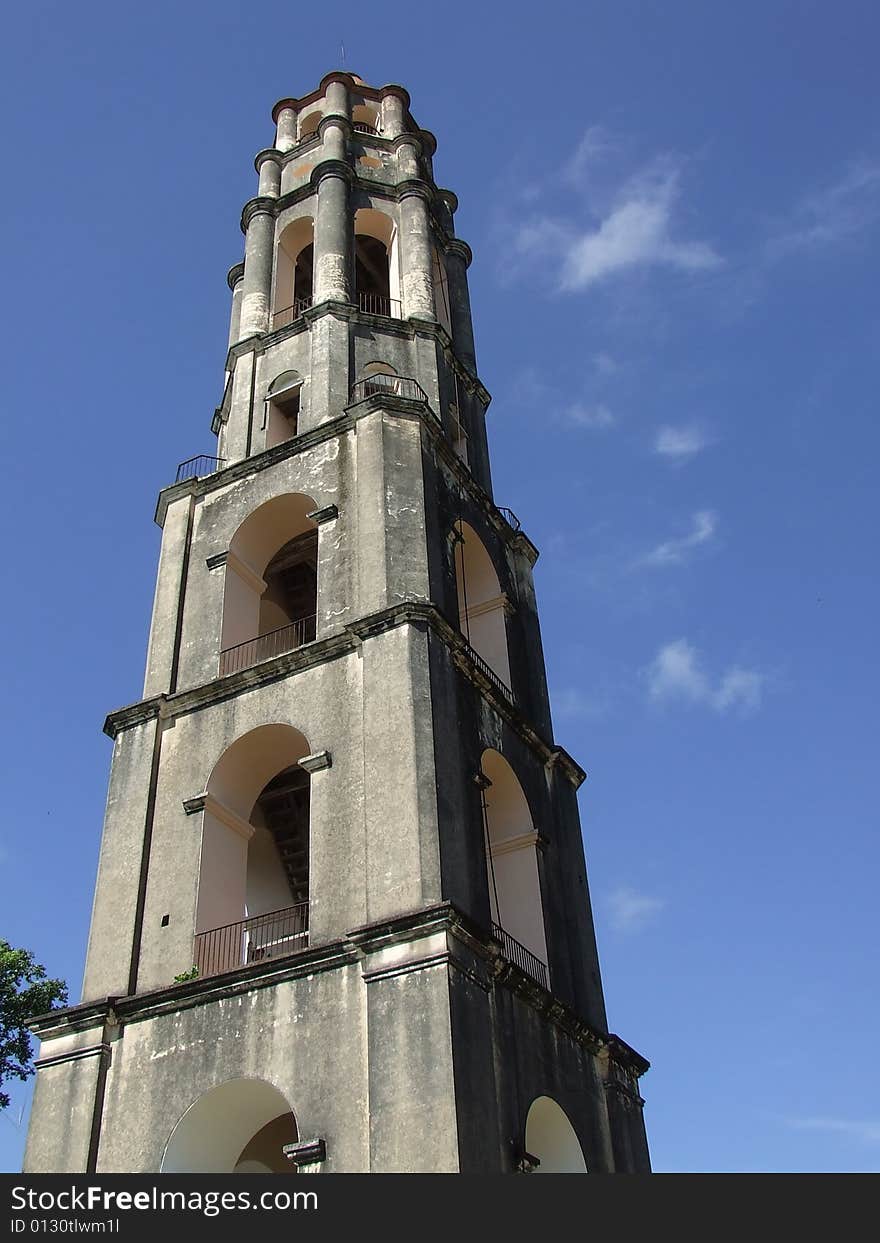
[26,903,649,1077]
[102,600,586,788]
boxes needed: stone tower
[24,72,650,1175]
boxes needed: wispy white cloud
[647,639,765,715]
[513,141,722,292]
[565,124,617,185]
[654,423,711,462]
[767,161,880,256]
[565,401,616,430]
[560,163,723,290]
[608,886,665,934]
[641,509,718,567]
[783,1116,880,1145]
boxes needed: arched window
[354,208,399,317]
[432,247,452,334]
[195,723,311,974]
[359,361,400,398]
[220,493,318,675]
[454,522,511,692]
[265,371,304,448]
[480,749,548,976]
[162,1079,298,1173]
[524,1097,588,1173]
[351,103,381,136]
[273,218,314,328]
[298,110,321,140]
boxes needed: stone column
[399,186,436,321]
[323,76,350,118]
[380,87,409,138]
[312,158,352,305]
[238,198,275,337]
[273,99,298,152]
[226,262,245,349]
[255,150,281,198]
[444,240,476,370]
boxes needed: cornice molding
[240,196,277,231]
[27,903,645,1074]
[226,261,245,290]
[253,148,281,173]
[309,158,355,191]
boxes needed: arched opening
[352,103,381,136]
[265,371,303,448]
[274,217,314,328]
[162,1079,298,1174]
[220,493,318,675]
[354,208,399,317]
[524,1097,588,1174]
[298,110,321,140]
[480,749,548,977]
[195,723,311,974]
[359,360,401,399]
[454,521,511,692]
[432,247,452,334]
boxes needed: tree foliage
[0,941,68,1110]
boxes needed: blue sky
[1,1,878,1173]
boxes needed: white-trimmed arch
[480,749,548,968]
[161,1078,297,1173]
[354,206,400,314]
[524,1096,588,1174]
[454,521,511,690]
[196,722,312,940]
[274,214,314,322]
[221,492,318,653]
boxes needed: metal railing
[271,297,313,329]
[357,290,400,318]
[353,122,380,136]
[194,903,309,978]
[492,923,548,990]
[175,455,226,484]
[466,644,514,704]
[497,506,522,532]
[219,615,316,677]
[349,374,428,405]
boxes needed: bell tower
[24,72,650,1175]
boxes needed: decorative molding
[240,196,277,230]
[489,830,539,859]
[306,504,338,525]
[28,903,646,1075]
[225,549,266,595]
[103,600,585,788]
[253,148,281,173]
[283,1138,326,1168]
[35,1042,111,1070]
[298,750,332,774]
[464,593,512,622]
[226,262,245,290]
[205,552,228,572]
[182,793,254,841]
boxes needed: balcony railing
[492,923,548,990]
[353,122,380,136]
[175,455,226,484]
[194,903,309,978]
[357,290,400,318]
[271,296,313,330]
[349,374,428,406]
[466,644,513,704]
[219,615,316,677]
[497,506,522,532]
